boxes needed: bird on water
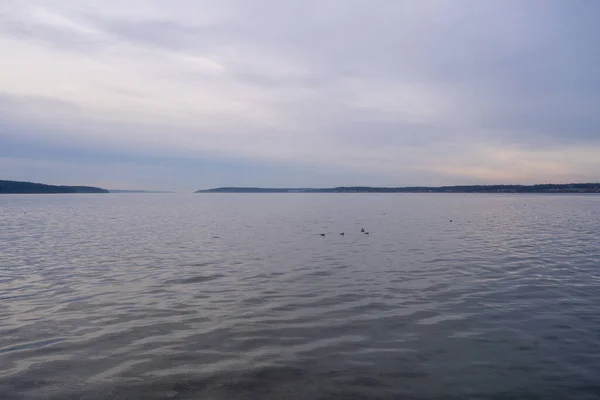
[361,228,365,233]
[320,233,325,237]
[340,232,345,236]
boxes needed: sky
[1,0,599,192]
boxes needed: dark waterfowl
[340,232,345,236]
[320,233,326,236]
[361,228,365,233]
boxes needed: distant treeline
[0,180,109,194]
[196,183,600,193]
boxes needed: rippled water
[1,193,600,399]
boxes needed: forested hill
[0,180,109,194]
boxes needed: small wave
[166,274,225,284]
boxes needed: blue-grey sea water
[1,193,600,399]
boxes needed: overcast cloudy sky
[1,0,599,191]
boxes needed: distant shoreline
[0,180,108,194]
[0,180,177,194]
[4,180,600,194]
[108,190,173,194]
[195,183,600,194]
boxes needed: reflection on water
[1,193,600,399]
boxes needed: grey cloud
[0,92,83,111]
[84,17,214,52]
[0,93,86,136]
[0,13,106,52]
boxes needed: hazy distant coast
[0,180,108,194]
[109,190,173,194]
[196,183,600,194]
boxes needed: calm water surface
[1,193,600,399]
